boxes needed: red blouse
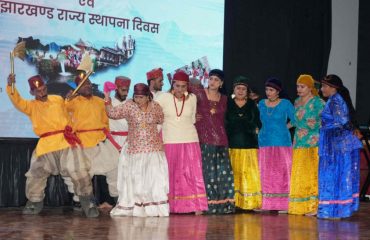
[194,89,228,146]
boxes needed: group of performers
[6,67,362,220]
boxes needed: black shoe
[79,195,99,218]
[73,200,83,212]
[23,200,43,215]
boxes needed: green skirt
[200,144,235,214]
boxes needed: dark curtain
[0,138,35,207]
[223,0,331,98]
[0,138,113,207]
[0,138,72,207]
[356,0,370,125]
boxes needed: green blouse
[225,98,261,149]
[293,96,325,148]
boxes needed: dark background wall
[356,0,370,124]
[223,0,331,100]
[0,138,113,207]
[0,138,72,207]
[224,0,369,125]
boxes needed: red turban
[146,68,163,81]
[173,70,189,82]
[115,76,131,88]
[28,75,45,91]
[134,83,152,98]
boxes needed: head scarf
[297,74,319,96]
[209,69,225,82]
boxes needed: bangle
[104,98,111,105]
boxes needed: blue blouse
[258,99,295,147]
[319,93,362,155]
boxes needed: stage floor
[0,203,369,239]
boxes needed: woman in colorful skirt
[105,83,169,217]
[318,74,362,219]
[194,69,235,214]
[258,78,295,212]
[225,76,262,210]
[156,71,208,214]
[288,74,325,215]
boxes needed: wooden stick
[10,52,14,94]
[67,70,93,101]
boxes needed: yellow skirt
[288,147,319,215]
[229,148,261,209]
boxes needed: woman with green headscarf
[225,76,262,210]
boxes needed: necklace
[237,109,245,117]
[210,101,217,115]
[235,99,246,117]
[266,99,279,117]
[173,94,185,121]
[268,97,279,102]
[266,106,275,116]
[299,95,313,107]
[206,89,220,115]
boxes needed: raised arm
[104,95,129,120]
[6,74,32,115]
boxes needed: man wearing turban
[146,67,164,100]
[64,72,120,211]
[6,74,97,217]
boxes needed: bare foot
[305,212,317,217]
[195,211,203,215]
[253,209,265,212]
[98,202,113,210]
[278,210,288,214]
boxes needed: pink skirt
[164,142,208,213]
[259,146,292,210]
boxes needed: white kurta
[109,97,129,147]
[152,91,163,132]
[152,91,163,101]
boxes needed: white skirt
[111,149,169,217]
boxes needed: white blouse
[155,92,199,144]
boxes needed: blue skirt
[318,149,360,218]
